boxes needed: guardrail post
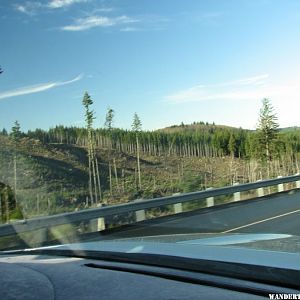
[277,176,284,192]
[295,173,300,189]
[174,203,183,214]
[233,182,241,201]
[89,204,106,232]
[98,218,106,231]
[172,193,183,214]
[206,187,214,207]
[256,180,264,197]
[89,218,105,232]
[135,210,146,222]
[134,199,146,222]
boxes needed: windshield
[1,0,300,275]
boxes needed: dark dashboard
[0,253,298,300]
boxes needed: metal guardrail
[1,174,300,238]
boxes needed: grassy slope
[0,136,89,217]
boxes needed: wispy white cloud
[14,2,43,15]
[15,5,27,13]
[61,15,139,31]
[14,2,165,33]
[62,16,114,30]
[164,74,300,128]
[165,74,275,103]
[14,0,89,14]
[47,0,88,9]
[0,74,83,100]
[219,74,269,87]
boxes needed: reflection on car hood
[106,232,300,252]
[177,233,291,245]
[24,233,300,271]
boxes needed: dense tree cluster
[3,120,300,164]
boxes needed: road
[106,190,300,238]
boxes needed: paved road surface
[106,190,300,238]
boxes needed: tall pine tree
[256,98,279,175]
[132,113,142,190]
[10,121,22,207]
[82,92,101,205]
[104,107,116,196]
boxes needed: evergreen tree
[256,98,279,173]
[228,134,236,158]
[104,107,117,195]
[104,107,114,130]
[82,92,101,205]
[1,128,8,136]
[11,121,22,141]
[82,92,94,130]
[10,121,22,207]
[132,113,142,132]
[132,113,142,190]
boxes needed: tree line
[2,99,300,164]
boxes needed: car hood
[16,233,300,271]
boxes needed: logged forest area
[1,98,300,222]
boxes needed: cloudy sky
[1,0,300,131]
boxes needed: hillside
[0,136,88,216]
[161,122,300,134]
[1,120,300,222]
[278,126,300,133]
[159,121,241,134]
[0,133,249,220]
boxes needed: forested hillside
[24,120,300,166]
[1,99,300,221]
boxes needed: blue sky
[1,0,300,132]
